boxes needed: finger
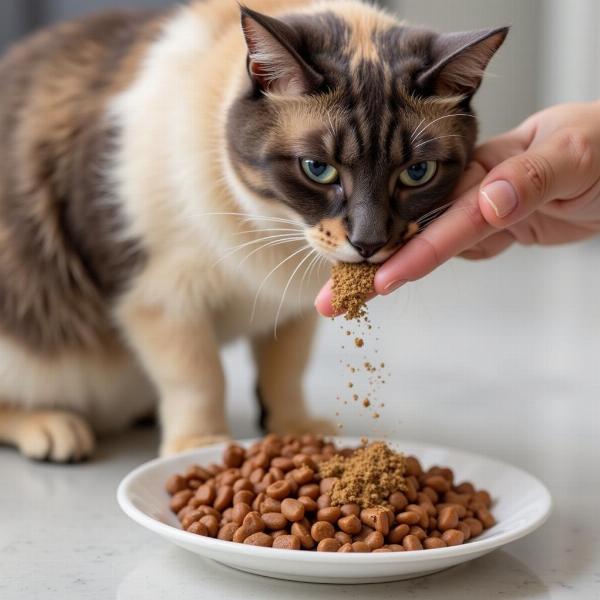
[459,230,515,260]
[314,280,377,318]
[375,185,494,293]
[314,280,335,317]
[478,131,600,228]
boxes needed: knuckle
[518,153,553,199]
[563,130,595,178]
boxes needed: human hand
[316,102,600,316]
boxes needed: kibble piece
[408,525,427,541]
[473,490,492,508]
[243,532,273,547]
[187,521,209,536]
[423,537,447,549]
[387,544,405,552]
[373,548,392,553]
[441,529,465,546]
[297,496,318,513]
[335,531,352,546]
[266,480,292,500]
[455,481,476,495]
[233,490,254,506]
[232,503,251,525]
[290,521,314,549]
[338,543,354,553]
[281,498,305,522]
[395,511,419,527]
[464,517,483,537]
[317,507,341,523]
[298,483,320,499]
[195,484,216,506]
[217,522,238,541]
[311,521,335,542]
[388,524,410,544]
[200,515,219,537]
[351,541,370,553]
[317,538,342,552]
[338,514,362,535]
[181,510,204,530]
[477,507,496,529]
[260,497,282,514]
[273,535,301,550]
[262,512,288,531]
[340,503,361,517]
[360,508,390,535]
[170,490,194,513]
[456,521,471,541]
[438,506,459,531]
[389,491,408,511]
[317,494,332,510]
[214,486,234,512]
[402,535,423,551]
[364,531,384,550]
[166,474,188,496]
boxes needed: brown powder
[362,398,370,407]
[354,337,364,348]
[319,442,406,508]
[331,262,379,320]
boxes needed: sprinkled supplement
[331,262,379,320]
[318,442,407,508]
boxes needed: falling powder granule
[331,262,379,320]
[318,442,407,508]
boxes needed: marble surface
[1,241,600,599]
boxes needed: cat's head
[226,2,508,264]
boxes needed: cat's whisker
[237,237,305,267]
[413,134,465,150]
[410,117,427,142]
[415,200,457,224]
[412,113,476,142]
[234,227,304,235]
[298,250,321,308]
[213,234,305,267]
[196,211,305,228]
[273,248,316,339]
[250,244,311,323]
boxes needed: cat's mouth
[304,219,418,265]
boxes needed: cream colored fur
[0,0,389,461]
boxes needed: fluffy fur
[0,0,506,461]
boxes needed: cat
[0,0,507,462]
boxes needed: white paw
[160,433,231,457]
[16,411,95,463]
[268,417,337,437]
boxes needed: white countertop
[1,242,600,599]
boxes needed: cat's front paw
[268,417,337,437]
[160,434,231,457]
[16,410,95,463]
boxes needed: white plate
[117,438,551,584]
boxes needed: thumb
[478,132,597,228]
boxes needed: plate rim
[117,437,552,564]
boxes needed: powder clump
[319,442,406,508]
[331,262,379,320]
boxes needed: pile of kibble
[166,434,495,552]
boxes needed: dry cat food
[331,262,378,320]
[166,435,496,552]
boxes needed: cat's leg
[119,306,229,456]
[251,313,335,436]
[0,405,95,462]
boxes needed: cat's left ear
[240,6,323,95]
[418,26,509,97]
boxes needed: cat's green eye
[398,161,438,187]
[301,159,339,184]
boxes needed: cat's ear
[240,5,323,95]
[417,27,509,97]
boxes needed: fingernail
[382,279,407,295]
[481,180,518,218]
